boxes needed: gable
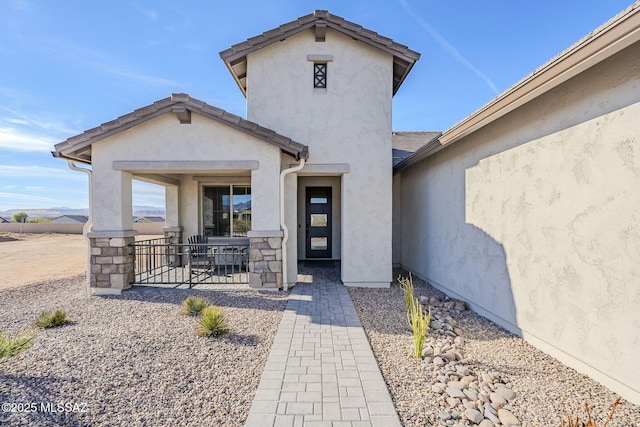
[53,93,308,164]
[220,10,420,97]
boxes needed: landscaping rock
[465,408,484,424]
[498,408,521,427]
[445,387,466,399]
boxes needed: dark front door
[305,187,332,258]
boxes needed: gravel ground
[0,276,287,427]
[349,273,640,427]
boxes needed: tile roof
[220,10,420,96]
[392,131,441,167]
[53,93,309,163]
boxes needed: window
[203,185,251,237]
[314,63,327,88]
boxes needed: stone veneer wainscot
[247,230,283,289]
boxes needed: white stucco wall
[246,29,394,286]
[398,42,640,403]
[90,113,282,240]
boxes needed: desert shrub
[398,274,415,316]
[35,309,70,328]
[408,296,430,358]
[399,274,431,358]
[181,296,209,316]
[0,329,34,362]
[197,306,228,337]
[560,399,620,427]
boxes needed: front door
[305,187,332,258]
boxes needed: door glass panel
[309,189,328,204]
[310,214,328,227]
[310,237,328,250]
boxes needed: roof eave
[393,133,443,174]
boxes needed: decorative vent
[314,63,327,88]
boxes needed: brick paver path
[244,265,400,427]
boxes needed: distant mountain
[0,207,166,218]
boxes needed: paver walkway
[244,264,401,427]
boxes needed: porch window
[203,185,251,237]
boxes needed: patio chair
[187,235,214,286]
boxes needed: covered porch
[52,94,308,295]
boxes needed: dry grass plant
[560,399,621,427]
[35,309,70,328]
[0,329,34,362]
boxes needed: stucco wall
[246,29,394,286]
[398,42,640,403]
[90,113,281,240]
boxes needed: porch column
[163,185,183,266]
[88,166,136,295]
[247,230,283,289]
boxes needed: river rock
[465,408,484,424]
[490,392,507,405]
[498,408,521,427]
[463,388,478,401]
[432,383,446,394]
[447,397,461,407]
[445,387,466,399]
[495,385,516,401]
[447,380,465,390]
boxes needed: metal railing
[132,238,249,287]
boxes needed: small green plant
[560,399,620,427]
[35,309,70,328]
[408,297,430,358]
[398,274,431,358]
[398,274,415,316]
[181,296,209,316]
[0,329,35,362]
[196,306,228,337]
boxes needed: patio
[132,237,250,289]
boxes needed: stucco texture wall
[246,29,394,286]
[399,42,640,403]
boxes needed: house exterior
[53,6,640,404]
[53,10,419,293]
[393,3,640,405]
[51,215,89,224]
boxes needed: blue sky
[0,0,634,212]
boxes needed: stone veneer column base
[163,226,183,267]
[87,230,136,295]
[247,230,283,290]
